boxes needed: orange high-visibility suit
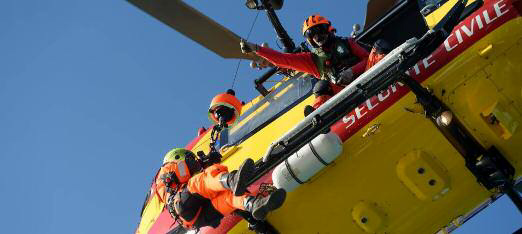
[186,164,247,215]
[155,163,248,229]
[156,148,286,229]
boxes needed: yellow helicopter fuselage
[136,0,522,233]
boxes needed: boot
[304,105,315,117]
[220,158,256,196]
[244,188,286,220]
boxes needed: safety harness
[161,154,222,230]
[159,161,202,229]
[166,185,205,230]
[312,36,361,83]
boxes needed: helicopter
[128,0,522,233]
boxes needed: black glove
[334,68,354,85]
[207,151,222,165]
[198,151,222,168]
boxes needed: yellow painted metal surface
[136,194,164,234]
[424,0,480,29]
[222,98,315,168]
[226,16,522,233]
[136,16,522,234]
[429,17,522,175]
[351,201,389,233]
[396,150,451,201]
[136,14,522,234]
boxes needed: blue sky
[0,0,520,233]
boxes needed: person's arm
[256,47,321,78]
[347,38,369,76]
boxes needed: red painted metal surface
[332,0,518,141]
[148,209,178,234]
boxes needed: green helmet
[163,148,196,164]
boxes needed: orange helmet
[302,14,335,36]
[208,92,242,128]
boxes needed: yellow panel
[396,150,451,201]
[352,201,389,233]
[191,130,212,155]
[443,18,522,176]
[424,0,479,29]
[225,16,522,234]
[136,194,164,234]
[268,94,487,233]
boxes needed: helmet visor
[304,24,329,39]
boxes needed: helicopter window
[231,102,271,131]
[274,83,294,98]
[418,0,449,8]
[227,75,313,145]
[417,0,450,16]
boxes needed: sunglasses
[304,24,330,38]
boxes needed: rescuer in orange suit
[241,14,370,113]
[156,148,286,230]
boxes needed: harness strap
[181,207,203,229]
[161,172,180,193]
[166,191,181,224]
[313,37,359,81]
[171,185,206,230]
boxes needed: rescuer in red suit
[156,148,286,230]
[241,14,369,113]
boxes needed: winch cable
[231,11,260,90]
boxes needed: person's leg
[168,187,224,229]
[218,158,256,196]
[244,188,286,220]
[306,80,346,116]
[187,164,229,199]
[187,159,256,199]
[210,191,248,215]
[210,188,287,220]
[312,95,332,109]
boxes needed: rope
[231,11,260,89]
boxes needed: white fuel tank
[272,132,343,192]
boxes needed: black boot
[244,188,286,220]
[220,158,255,196]
[304,105,315,117]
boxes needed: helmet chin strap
[314,39,326,47]
[311,33,333,49]
[313,32,323,43]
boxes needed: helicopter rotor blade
[127,0,255,60]
[364,0,397,29]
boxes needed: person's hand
[240,39,259,54]
[336,68,354,85]
[207,151,222,165]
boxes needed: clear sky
[0,0,520,233]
